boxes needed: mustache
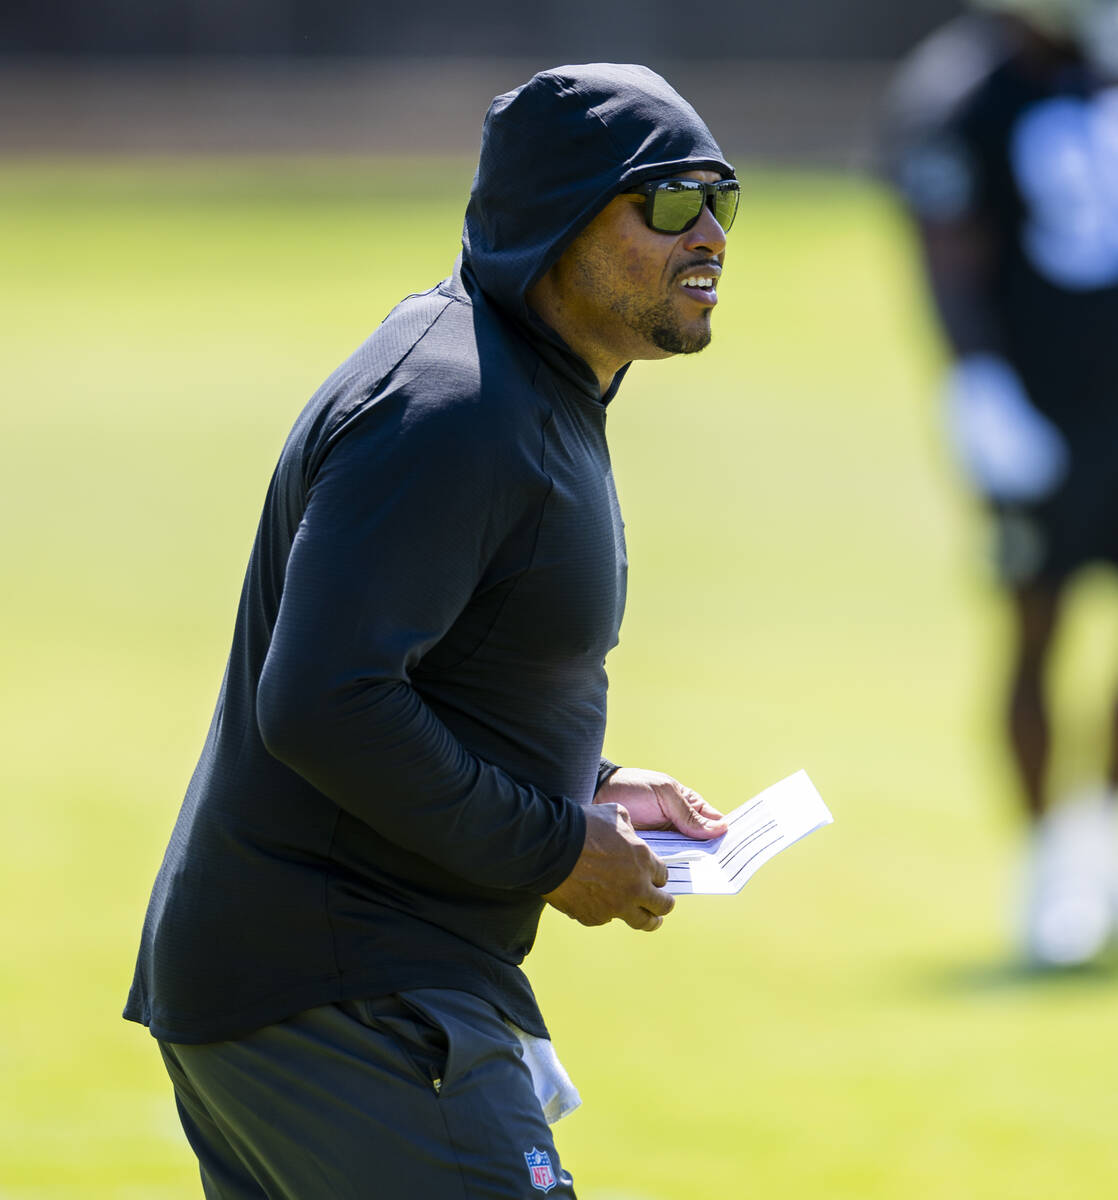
[672,259,722,283]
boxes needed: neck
[526,276,623,395]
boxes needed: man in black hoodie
[126,63,739,1198]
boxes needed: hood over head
[461,63,734,393]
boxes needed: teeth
[682,276,714,288]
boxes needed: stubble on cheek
[632,262,714,355]
[572,224,713,357]
[620,235,715,355]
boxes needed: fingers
[658,781,728,839]
[625,907,664,932]
[633,883,676,926]
[623,876,674,930]
[624,890,674,931]
[690,793,728,824]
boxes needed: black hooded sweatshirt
[125,63,733,1044]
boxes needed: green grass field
[3,157,1118,1198]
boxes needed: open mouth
[678,266,721,305]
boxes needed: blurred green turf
[3,158,1118,1198]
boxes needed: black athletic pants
[159,988,577,1199]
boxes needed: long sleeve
[256,384,586,895]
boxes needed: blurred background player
[883,0,1118,967]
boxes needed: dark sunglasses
[628,177,740,234]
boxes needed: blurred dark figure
[884,0,1118,966]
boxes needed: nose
[683,201,727,256]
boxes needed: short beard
[634,298,712,355]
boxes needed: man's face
[543,169,728,371]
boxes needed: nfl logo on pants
[524,1146,557,1193]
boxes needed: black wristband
[595,758,621,794]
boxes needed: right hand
[543,803,675,932]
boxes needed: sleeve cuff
[595,758,621,794]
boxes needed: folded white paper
[638,770,832,895]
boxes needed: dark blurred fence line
[0,57,895,165]
[5,0,960,59]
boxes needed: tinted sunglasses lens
[712,183,740,232]
[649,183,705,232]
[648,181,740,233]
